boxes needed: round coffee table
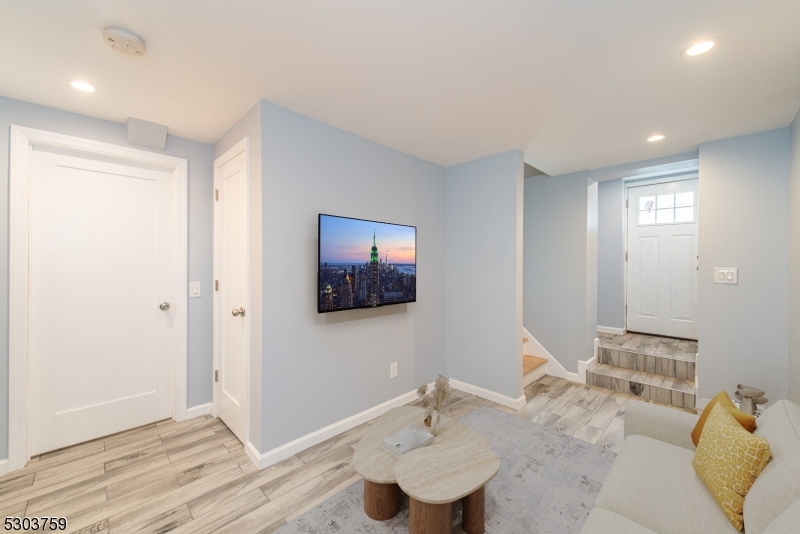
[353,406,499,534]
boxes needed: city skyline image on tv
[318,214,416,313]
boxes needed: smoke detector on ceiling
[103,27,146,56]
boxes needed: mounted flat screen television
[318,214,416,313]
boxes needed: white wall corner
[0,459,8,476]
[449,379,526,410]
[597,325,626,335]
[522,326,566,379]
[186,403,213,420]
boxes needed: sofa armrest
[624,401,699,451]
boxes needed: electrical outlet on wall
[390,362,398,378]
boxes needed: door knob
[159,302,171,311]
[232,307,245,317]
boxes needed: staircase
[522,337,548,387]
[587,333,697,409]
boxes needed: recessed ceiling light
[70,80,97,92]
[683,39,718,57]
[647,134,666,142]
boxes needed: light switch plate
[189,281,201,297]
[713,268,738,285]
[390,362,398,378]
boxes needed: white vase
[431,410,440,436]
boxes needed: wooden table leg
[363,479,402,520]
[409,497,452,534]
[462,485,485,534]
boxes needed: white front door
[626,179,699,339]
[214,142,249,444]
[29,149,176,455]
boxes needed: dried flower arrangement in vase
[417,375,451,436]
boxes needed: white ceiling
[2,1,799,175]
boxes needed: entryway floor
[0,377,691,531]
[598,332,697,361]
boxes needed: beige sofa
[581,399,800,534]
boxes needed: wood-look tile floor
[0,376,690,533]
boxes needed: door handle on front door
[159,302,170,311]
[232,307,245,317]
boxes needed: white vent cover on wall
[103,27,146,56]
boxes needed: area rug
[277,405,617,533]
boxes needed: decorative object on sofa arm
[735,384,767,416]
[416,375,451,436]
[692,403,771,531]
[691,390,757,447]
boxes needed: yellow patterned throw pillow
[692,403,771,531]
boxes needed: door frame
[8,126,189,472]
[623,173,699,334]
[211,138,251,444]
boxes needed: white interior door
[29,149,175,455]
[214,142,249,444]
[626,179,698,339]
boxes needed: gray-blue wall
[446,150,524,400]
[258,101,448,452]
[0,96,215,459]
[524,172,596,373]
[788,110,800,405]
[698,128,791,402]
[597,179,625,329]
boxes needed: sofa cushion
[581,508,657,534]
[746,400,800,534]
[691,390,757,447]
[761,498,800,534]
[594,435,737,534]
[692,403,772,530]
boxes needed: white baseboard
[522,363,548,388]
[245,441,263,470]
[245,386,423,471]
[0,459,8,476]
[450,379,526,410]
[245,376,526,472]
[522,326,566,379]
[186,402,212,420]
[565,339,599,385]
[597,325,626,335]
[566,371,581,382]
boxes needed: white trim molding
[597,326,626,335]
[449,379,526,410]
[186,403,213,420]
[244,378,525,472]
[0,460,8,477]
[567,339,599,384]
[245,386,423,470]
[522,364,548,388]
[8,126,189,473]
[522,326,566,379]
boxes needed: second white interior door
[626,179,699,339]
[215,142,249,444]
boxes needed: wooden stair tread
[523,355,547,375]
[587,363,695,394]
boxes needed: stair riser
[598,348,695,380]
[587,371,696,409]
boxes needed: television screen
[318,214,416,313]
